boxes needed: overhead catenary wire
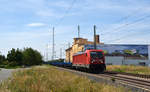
[106,31,150,44]
[55,0,77,27]
[50,0,77,59]
[115,7,144,23]
[105,14,150,43]
[101,14,150,40]
[101,7,149,36]
[103,14,150,35]
[99,6,150,44]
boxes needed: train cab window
[90,52,103,59]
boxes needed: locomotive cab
[90,51,104,64]
[89,50,106,73]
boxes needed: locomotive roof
[73,49,103,56]
[86,49,103,52]
[73,51,85,56]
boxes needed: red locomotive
[72,49,106,73]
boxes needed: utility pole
[46,44,49,61]
[52,27,55,60]
[94,25,97,50]
[68,42,70,62]
[60,48,62,59]
[78,25,80,38]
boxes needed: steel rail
[55,66,150,92]
[99,73,150,91]
[105,71,150,79]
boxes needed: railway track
[105,71,150,79]
[55,66,150,92]
[99,72,150,91]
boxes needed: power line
[55,0,77,27]
[49,0,77,60]
[115,14,150,30]
[106,31,150,44]
[102,14,150,36]
[101,7,149,36]
[101,12,150,44]
[106,21,150,43]
[115,7,144,23]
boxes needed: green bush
[0,55,5,64]
[0,65,5,68]
[7,48,23,66]
[22,48,43,66]
[0,47,43,68]
[48,59,64,62]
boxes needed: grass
[107,65,150,75]
[0,64,24,69]
[0,65,130,92]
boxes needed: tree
[22,48,43,66]
[15,49,23,65]
[7,48,23,66]
[0,55,5,64]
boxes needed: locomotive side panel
[73,53,89,68]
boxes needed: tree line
[0,48,43,68]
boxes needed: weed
[111,77,116,82]
[107,65,150,75]
[0,65,130,92]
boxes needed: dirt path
[0,68,15,83]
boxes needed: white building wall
[105,56,124,65]
[148,45,150,60]
[124,59,149,65]
[105,56,150,66]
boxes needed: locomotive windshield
[90,52,103,59]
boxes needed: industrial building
[65,35,150,66]
[65,35,104,62]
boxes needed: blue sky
[0,0,150,59]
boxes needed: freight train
[50,49,106,73]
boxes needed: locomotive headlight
[99,60,103,63]
[91,60,95,63]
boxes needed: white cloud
[27,23,46,27]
